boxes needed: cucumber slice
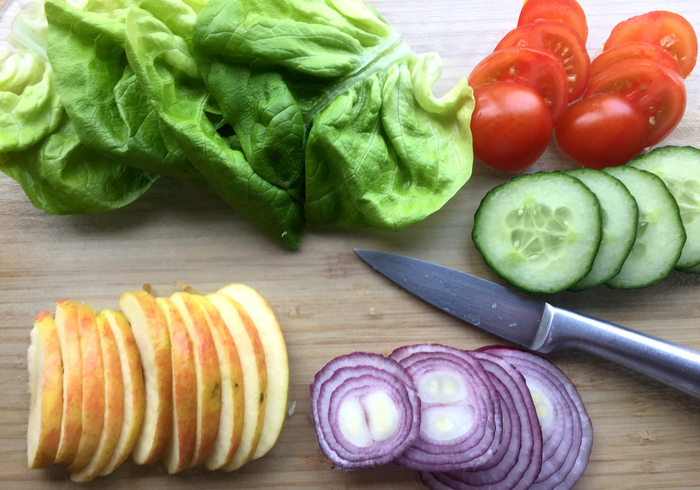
[603,166,685,289]
[627,146,700,269]
[565,168,638,291]
[472,172,601,294]
[679,262,700,274]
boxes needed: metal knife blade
[354,249,700,399]
[353,249,549,349]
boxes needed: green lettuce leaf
[0,47,63,152]
[305,52,474,228]
[44,0,199,180]
[0,117,158,214]
[124,3,305,248]
[194,0,474,232]
[193,0,397,78]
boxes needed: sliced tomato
[468,46,569,125]
[518,0,588,43]
[494,19,590,101]
[603,10,698,78]
[590,41,683,78]
[472,82,553,173]
[585,60,686,147]
[555,93,648,169]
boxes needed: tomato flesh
[590,41,683,78]
[585,59,687,146]
[518,0,588,43]
[555,93,648,169]
[495,19,591,101]
[468,46,569,125]
[604,10,698,78]
[471,82,553,173]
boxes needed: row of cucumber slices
[472,146,700,294]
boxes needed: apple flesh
[70,312,125,482]
[206,293,268,472]
[120,291,173,465]
[67,302,106,473]
[170,292,222,468]
[53,300,84,466]
[27,284,289,478]
[27,311,63,469]
[217,284,289,460]
[99,309,146,476]
[156,297,197,474]
[196,295,246,471]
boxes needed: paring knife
[354,249,700,400]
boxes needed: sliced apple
[217,284,288,460]
[156,297,197,474]
[119,291,172,465]
[194,295,245,471]
[99,309,146,476]
[52,300,84,466]
[171,292,222,468]
[206,293,268,471]
[27,310,63,469]
[66,303,105,473]
[71,312,125,482]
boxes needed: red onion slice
[420,350,543,490]
[309,352,421,469]
[389,344,502,472]
[482,347,593,490]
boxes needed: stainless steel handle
[536,304,700,400]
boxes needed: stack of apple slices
[26,284,289,482]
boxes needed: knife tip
[353,249,378,266]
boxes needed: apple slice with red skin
[99,309,146,476]
[70,312,125,482]
[156,297,197,474]
[217,284,289,460]
[66,302,105,473]
[53,300,84,466]
[27,311,64,469]
[120,291,172,465]
[171,292,222,468]
[195,295,246,470]
[206,293,268,471]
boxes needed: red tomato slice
[518,0,588,43]
[585,60,687,147]
[472,82,553,173]
[495,19,591,102]
[590,41,683,78]
[604,10,698,78]
[468,46,569,125]
[554,93,648,169]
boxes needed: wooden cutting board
[2,0,700,488]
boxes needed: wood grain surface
[2,0,700,488]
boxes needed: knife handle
[539,305,700,400]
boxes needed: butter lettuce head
[1,0,474,247]
[194,0,474,232]
[124,1,306,249]
[0,0,158,214]
[0,117,158,214]
[44,0,198,180]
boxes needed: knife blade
[354,249,700,400]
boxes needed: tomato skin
[518,0,588,43]
[468,46,569,125]
[604,11,698,78]
[494,19,591,101]
[471,82,553,173]
[585,59,687,146]
[554,93,648,170]
[590,41,683,78]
